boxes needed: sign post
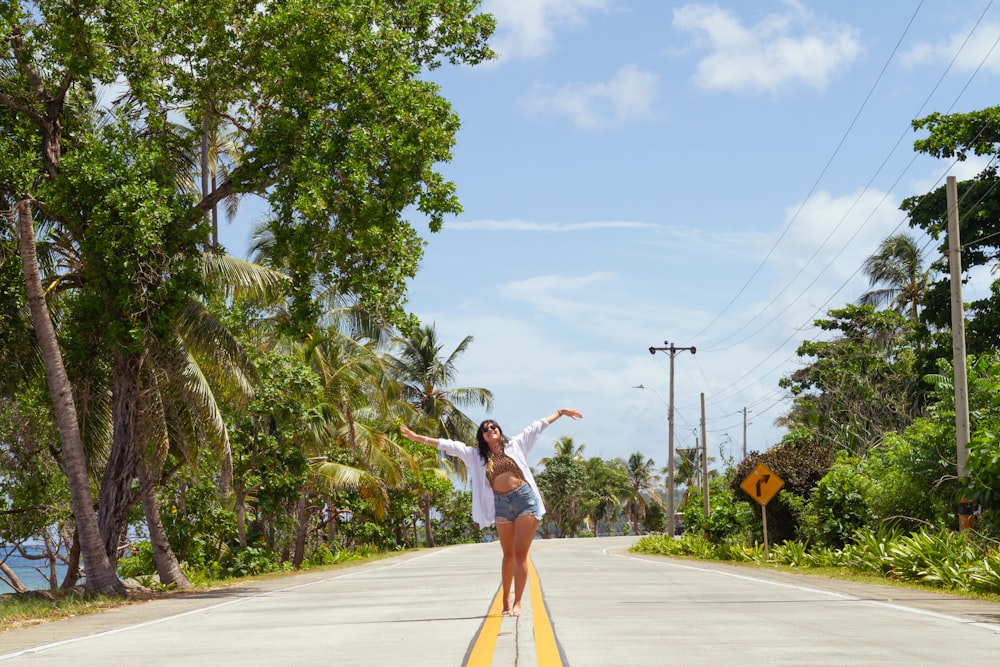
[739,462,784,561]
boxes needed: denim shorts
[494,483,542,523]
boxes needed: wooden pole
[701,393,709,520]
[742,407,748,460]
[946,176,974,530]
[761,505,769,561]
[667,346,676,536]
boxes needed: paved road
[2,536,1000,665]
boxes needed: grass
[1,550,402,634]
[0,589,143,632]
[631,531,1000,604]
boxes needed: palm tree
[282,304,423,564]
[540,436,585,466]
[675,447,699,502]
[389,324,492,540]
[858,233,929,324]
[624,452,659,534]
[585,457,628,536]
[135,255,289,585]
[390,323,493,445]
[15,200,124,595]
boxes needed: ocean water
[1,548,69,594]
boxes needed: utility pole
[946,176,973,530]
[649,341,696,537]
[742,407,748,460]
[701,392,709,520]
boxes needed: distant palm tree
[675,447,700,496]
[625,452,659,534]
[540,436,584,466]
[858,233,929,324]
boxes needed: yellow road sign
[740,462,784,506]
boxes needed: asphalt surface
[2,536,1000,665]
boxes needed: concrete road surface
[3,536,1000,665]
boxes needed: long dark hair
[476,420,507,464]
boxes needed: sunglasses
[482,424,499,432]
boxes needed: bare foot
[501,591,514,616]
[509,602,522,617]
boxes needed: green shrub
[770,540,810,567]
[218,543,290,578]
[118,541,156,579]
[796,454,873,548]
[305,543,337,567]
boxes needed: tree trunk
[235,484,247,547]
[138,464,192,589]
[41,528,59,589]
[0,562,28,593]
[60,528,82,590]
[422,497,434,548]
[98,350,145,571]
[16,200,123,596]
[292,492,308,568]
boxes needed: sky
[221,0,1000,474]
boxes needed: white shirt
[437,419,548,528]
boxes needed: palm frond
[202,252,290,303]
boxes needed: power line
[696,5,1000,414]
[702,0,998,355]
[690,0,928,345]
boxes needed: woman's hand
[545,408,583,424]
[400,423,436,447]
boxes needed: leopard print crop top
[485,451,526,485]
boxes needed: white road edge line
[610,548,1000,634]
[0,547,451,661]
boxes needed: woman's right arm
[400,423,439,449]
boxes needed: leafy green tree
[432,490,484,545]
[583,457,629,536]
[681,469,755,545]
[860,425,955,533]
[795,453,874,548]
[0,0,494,594]
[778,305,923,456]
[0,387,71,592]
[926,354,1000,534]
[731,434,836,544]
[903,108,1000,357]
[536,454,591,538]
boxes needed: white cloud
[484,0,611,61]
[902,22,1000,73]
[779,188,905,281]
[909,154,994,196]
[672,1,863,94]
[520,64,660,129]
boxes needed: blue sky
[222,1,1000,472]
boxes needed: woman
[400,408,583,617]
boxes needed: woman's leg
[495,520,515,614]
[508,514,539,616]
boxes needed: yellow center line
[527,553,564,666]
[464,550,564,667]
[464,585,505,666]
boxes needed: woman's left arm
[542,408,583,425]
